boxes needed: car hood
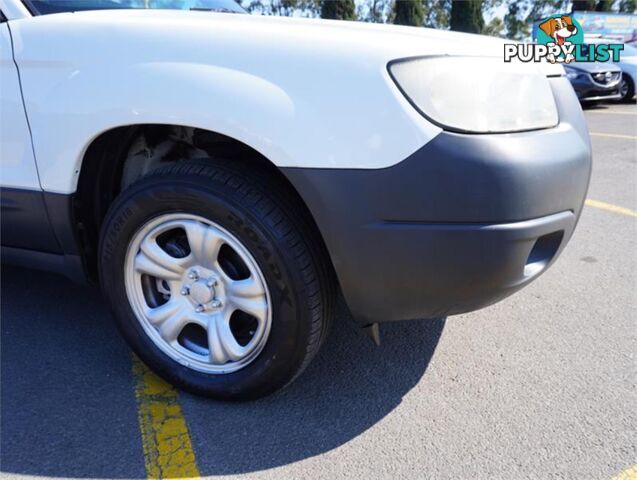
[11,7,576,192]
[566,61,622,73]
[47,9,563,75]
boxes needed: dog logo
[504,13,623,64]
[538,15,579,63]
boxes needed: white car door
[0,19,40,190]
[1,16,61,252]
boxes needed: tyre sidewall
[620,74,635,103]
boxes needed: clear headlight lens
[388,56,559,133]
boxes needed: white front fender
[9,11,441,193]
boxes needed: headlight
[564,66,581,80]
[388,56,559,133]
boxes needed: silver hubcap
[125,214,271,374]
[620,78,628,98]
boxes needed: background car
[564,61,623,103]
[583,37,637,102]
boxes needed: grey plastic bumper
[282,77,592,324]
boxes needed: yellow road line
[132,355,201,479]
[589,132,637,140]
[586,110,637,116]
[611,465,637,480]
[585,199,637,218]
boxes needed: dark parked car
[564,61,622,102]
[584,40,637,102]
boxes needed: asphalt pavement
[1,103,635,480]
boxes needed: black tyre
[99,160,334,400]
[619,73,635,103]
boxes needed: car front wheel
[98,160,333,400]
[619,73,635,102]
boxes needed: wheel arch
[74,124,338,289]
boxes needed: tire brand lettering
[226,212,291,305]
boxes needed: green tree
[246,0,320,17]
[483,16,505,37]
[504,1,528,39]
[525,0,569,22]
[422,0,451,28]
[450,0,484,33]
[321,0,357,19]
[595,0,613,10]
[619,0,636,12]
[571,0,596,10]
[394,0,425,26]
[358,0,392,22]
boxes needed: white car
[0,0,592,399]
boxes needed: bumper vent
[524,231,564,278]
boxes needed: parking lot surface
[1,104,635,480]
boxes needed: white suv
[0,0,591,399]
